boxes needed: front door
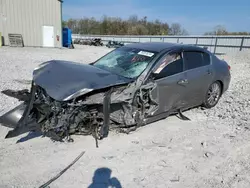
[43,26,54,47]
[148,51,188,116]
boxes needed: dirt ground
[0,45,250,188]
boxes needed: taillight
[228,65,231,70]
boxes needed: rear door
[182,50,213,107]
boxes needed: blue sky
[62,0,250,34]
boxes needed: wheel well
[216,80,224,95]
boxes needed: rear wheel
[203,81,222,108]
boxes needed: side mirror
[150,72,159,80]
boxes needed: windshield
[93,47,157,79]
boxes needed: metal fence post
[177,38,179,43]
[196,37,199,46]
[240,37,245,51]
[214,37,218,54]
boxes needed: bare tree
[214,25,227,35]
[169,23,188,35]
[204,25,228,35]
[205,25,250,35]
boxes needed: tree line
[63,15,188,35]
[63,15,250,36]
[204,25,250,35]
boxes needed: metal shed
[0,0,63,47]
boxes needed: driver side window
[153,52,184,80]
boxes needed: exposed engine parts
[1,80,165,147]
[0,77,194,148]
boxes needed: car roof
[125,42,207,53]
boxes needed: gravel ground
[0,45,250,188]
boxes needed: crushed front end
[0,80,159,146]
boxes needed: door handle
[177,79,188,85]
[207,70,212,75]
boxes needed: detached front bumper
[0,103,27,128]
[0,83,40,138]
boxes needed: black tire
[202,81,222,109]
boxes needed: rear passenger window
[183,51,203,70]
[202,52,211,65]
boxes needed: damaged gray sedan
[0,42,231,146]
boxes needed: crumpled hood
[33,60,131,101]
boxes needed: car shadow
[88,167,122,188]
[16,131,42,143]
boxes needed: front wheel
[202,81,222,108]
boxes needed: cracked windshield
[93,47,157,79]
